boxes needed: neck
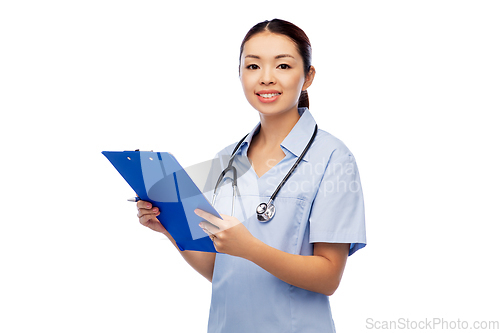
[256,107,301,147]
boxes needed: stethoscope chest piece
[256,201,275,222]
[213,124,318,223]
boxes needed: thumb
[144,217,166,233]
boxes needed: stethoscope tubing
[212,124,318,222]
[266,124,318,204]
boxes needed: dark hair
[239,19,312,109]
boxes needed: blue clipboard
[102,150,220,252]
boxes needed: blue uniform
[205,107,366,333]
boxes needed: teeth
[259,93,280,98]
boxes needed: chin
[246,94,299,116]
[257,106,298,117]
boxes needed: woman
[137,19,366,333]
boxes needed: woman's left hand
[195,209,257,259]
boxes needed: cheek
[240,74,255,95]
[282,74,305,95]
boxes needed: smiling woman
[135,18,367,333]
[240,33,313,115]
[239,19,313,110]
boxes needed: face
[239,32,314,116]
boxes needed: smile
[256,90,282,103]
[257,93,281,98]
[256,93,281,103]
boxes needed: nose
[260,67,275,85]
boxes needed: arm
[247,240,349,296]
[137,200,215,282]
[163,231,216,283]
[196,210,349,296]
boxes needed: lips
[256,90,281,103]
[256,90,281,96]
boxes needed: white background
[1,0,499,332]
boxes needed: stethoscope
[211,124,318,222]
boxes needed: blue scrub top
[205,107,366,333]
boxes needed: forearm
[246,239,342,296]
[164,232,215,283]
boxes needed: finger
[219,213,233,220]
[201,227,213,237]
[194,209,223,227]
[137,207,160,219]
[137,200,153,209]
[139,214,159,226]
[200,221,220,235]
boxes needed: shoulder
[211,140,244,169]
[313,128,356,163]
[216,141,241,158]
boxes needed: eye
[278,64,291,69]
[246,64,259,70]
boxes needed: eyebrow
[245,54,295,60]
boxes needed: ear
[302,65,316,91]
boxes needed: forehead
[241,32,301,59]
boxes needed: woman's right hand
[136,200,168,235]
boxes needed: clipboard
[102,150,220,252]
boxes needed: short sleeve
[309,150,367,256]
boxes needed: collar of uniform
[234,107,317,162]
[230,123,259,158]
[280,107,316,162]
[237,122,259,157]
